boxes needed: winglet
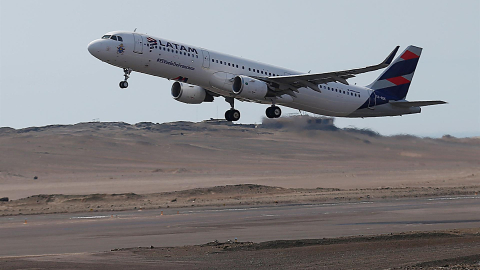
[382,46,400,66]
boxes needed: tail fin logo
[400,50,420,60]
[367,45,422,100]
[386,75,411,86]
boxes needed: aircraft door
[202,50,210,69]
[133,34,144,54]
[367,90,376,110]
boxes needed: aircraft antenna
[134,28,137,32]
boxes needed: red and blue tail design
[367,45,422,100]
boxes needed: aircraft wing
[253,46,400,94]
[389,100,447,108]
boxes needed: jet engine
[171,82,213,104]
[232,75,269,100]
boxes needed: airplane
[87,31,446,121]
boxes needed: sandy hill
[0,119,479,200]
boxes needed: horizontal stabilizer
[389,100,447,108]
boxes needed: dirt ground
[1,121,479,201]
[1,229,479,269]
[1,120,479,269]
[1,184,479,216]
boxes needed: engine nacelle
[232,75,269,100]
[171,82,213,104]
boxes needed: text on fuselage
[158,40,198,54]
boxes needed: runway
[1,195,479,257]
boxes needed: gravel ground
[1,229,479,270]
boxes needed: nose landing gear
[119,68,132,89]
[119,81,128,88]
[266,105,281,118]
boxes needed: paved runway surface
[1,196,479,257]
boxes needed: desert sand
[1,118,479,269]
[1,119,479,202]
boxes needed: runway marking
[340,219,480,226]
[70,215,109,219]
[427,196,479,201]
[185,207,260,214]
[0,252,91,259]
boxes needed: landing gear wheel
[119,81,128,89]
[266,106,281,118]
[225,109,240,122]
[119,68,132,89]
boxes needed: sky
[0,0,479,137]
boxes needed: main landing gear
[266,105,281,118]
[119,68,132,89]
[224,97,240,122]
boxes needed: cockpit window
[117,36,123,42]
[110,35,117,41]
[102,35,111,39]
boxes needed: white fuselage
[88,31,420,118]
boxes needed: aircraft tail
[367,45,422,100]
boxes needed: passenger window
[216,60,218,63]
[242,66,244,69]
[111,35,117,41]
[253,69,255,72]
[102,35,111,39]
[328,87,330,90]
[236,65,238,68]
[212,59,214,62]
[117,36,123,42]
[249,68,251,71]
[261,71,263,74]
[167,49,170,52]
[220,61,223,64]
[228,63,231,66]
[269,73,272,76]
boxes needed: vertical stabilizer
[367,45,422,100]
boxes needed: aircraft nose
[87,40,103,57]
